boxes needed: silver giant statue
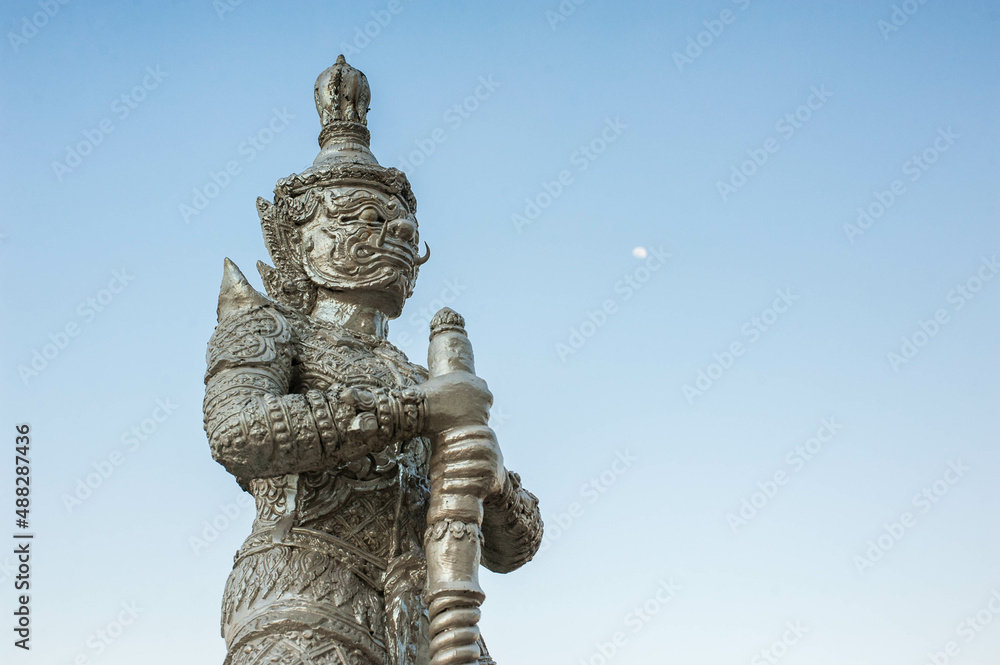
[202,56,542,665]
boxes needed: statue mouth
[347,237,416,273]
[302,228,418,296]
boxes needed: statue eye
[359,208,381,223]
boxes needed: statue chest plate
[246,318,431,558]
[290,320,426,393]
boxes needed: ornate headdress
[256,55,419,313]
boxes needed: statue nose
[388,218,416,242]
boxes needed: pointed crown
[255,56,419,313]
[316,55,370,126]
[268,55,415,210]
[313,54,374,164]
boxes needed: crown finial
[312,56,376,166]
[314,54,370,125]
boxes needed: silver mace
[425,308,497,665]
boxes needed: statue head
[256,56,428,319]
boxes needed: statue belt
[235,520,389,591]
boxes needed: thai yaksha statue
[202,56,543,665]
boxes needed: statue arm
[202,282,424,484]
[480,470,543,573]
[204,367,425,484]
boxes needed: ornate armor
[202,56,542,665]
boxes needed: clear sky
[1,1,998,663]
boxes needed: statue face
[299,185,423,318]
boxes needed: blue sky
[1,1,998,663]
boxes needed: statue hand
[421,371,493,432]
[420,371,504,497]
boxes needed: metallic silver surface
[202,57,542,665]
[426,309,494,665]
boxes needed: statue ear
[256,196,316,313]
[258,197,285,266]
[258,193,314,266]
